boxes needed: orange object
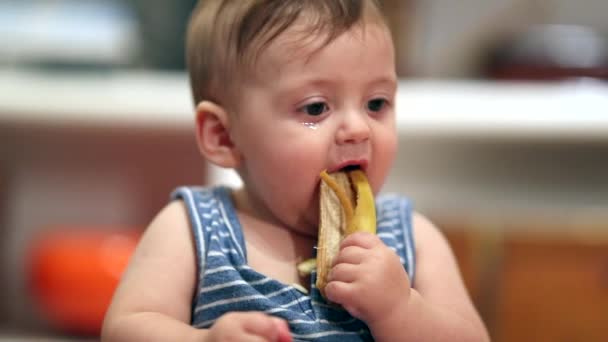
[27,227,140,336]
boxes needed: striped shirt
[172,186,415,341]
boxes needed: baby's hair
[186,0,386,108]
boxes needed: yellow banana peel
[297,169,376,298]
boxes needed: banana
[313,169,376,298]
[344,170,377,236]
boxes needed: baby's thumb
[271,317,292,342]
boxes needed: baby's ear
[195,101,241,168]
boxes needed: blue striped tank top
[171,186,416,341]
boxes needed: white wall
[406,0,608,77]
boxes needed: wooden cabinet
[493,233,608,342]
[440,225,502,330]
[438,223,608,341]
[441,228,480,303]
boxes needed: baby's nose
[336,110,371,145]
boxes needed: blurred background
[0,0,607,340]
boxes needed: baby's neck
[231,188,317,288]
[235,199,317,262]
[231,187,317,238]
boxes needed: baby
[102,1,489,341]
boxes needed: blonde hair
[186,0,386,108]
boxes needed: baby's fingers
[328,263,359,283]
[340,232,381,250]
[324,281,363,319]
[242,313,291,342]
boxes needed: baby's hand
[207,312,292,342]
[324,232,411,327]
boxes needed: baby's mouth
[340,164,361,172]
[329,160,368,174]
[322,164,365,205]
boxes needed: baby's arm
[372,213,488,341]
[101,201,203,341]
[325,213,489,342]
[101,201,290,342]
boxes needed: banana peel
[297,169,376,298]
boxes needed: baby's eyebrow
[366,76,398,88]
[274,78,334,96]
[271,73,398,101]
[286,75,396,91]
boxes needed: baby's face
[229,21,397,235]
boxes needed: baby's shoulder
[131,199,195,267]
[409,211,453,259]
[375,194,445,248]
[147,200,191,236]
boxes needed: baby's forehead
[249,20,389,75]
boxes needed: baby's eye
[367,98,388,113]
[301,102,329,116]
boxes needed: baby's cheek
[262,162,315,216]
[276,164,323,226]
[372,140,397,192]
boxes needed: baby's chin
[290,217,320,239]
[285,200,320,238]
